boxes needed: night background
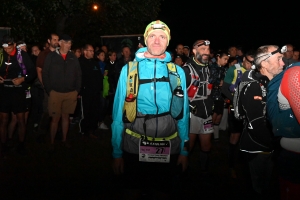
[0,1,296,199]
[159,0,300,52]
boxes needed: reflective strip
[125,129,177,141]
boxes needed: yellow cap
[144,20,171,46]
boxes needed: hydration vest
[229,64,244,93]
[267,63,300,138]
[122,61,184,124]
[185,62,211,102]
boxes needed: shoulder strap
[17,49,27,75]
[167,62,181,86]
[126,61,139,97]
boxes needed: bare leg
[8,113,17,140]
[61,113,69,142]
[15,112,26,142]
[189,133,198,152]
[0,113,9,143]
[50,115,61,144]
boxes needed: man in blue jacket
[111,20,189,197]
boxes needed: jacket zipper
[154,60,159,138]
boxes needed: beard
[195,52,209,64]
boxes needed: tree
[0,0,162,45]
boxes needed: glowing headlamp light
[17,43,26,49]
[2,43,9,47]
[151,23,166,30]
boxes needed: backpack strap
[17,48,27,75]
[126,61,139,97]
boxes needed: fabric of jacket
[0,48,36,90]
[79,56,103,95]
[183,57,213,119]
[209,62,226,101]
[111,47,189,159]
[239,70,273,153]
[42,49,81,94]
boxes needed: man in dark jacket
[238,45,285,196]
[42,34,81,147]
[78,44,103,138]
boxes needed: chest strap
[126,129,178,141]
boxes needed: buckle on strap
[125,129,178,141]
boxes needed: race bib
[203,118,213,133]
[139,139,171,163]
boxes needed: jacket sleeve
[242,83,273,147]
[221,81,233,102]
[75,58,82,93]
[22,51,36,83]
[111,65,127,158]
[42,53,52,94]
[177,67,189,156]
[209,66,220,86]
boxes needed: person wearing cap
[182,40,213,173]
[237,45,284,196]
[111,20,189,198]
[42,34,81,148]
[183,45,190,58]
[221,49,255,178]
[0,35,36,156]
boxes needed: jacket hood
[135,47,172,62]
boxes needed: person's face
[20,45,27,52]
[176,45,184,55]
[109,52,117,62]
[84,46,94,59]
[242,55,254,70]
[146,30,168,56]
[3,44,16,55]
[122,47,131,59]
[74,49,81,58]
[229,47,237,57]
[192,45,210,64]
[31,46,40,56]
[293,51,299,61]
[237,49,243,56]
[217,55,229,66]
[59,40,72,52]
[261,46,284,79]
[97,52,105,61]
[101,46,108,53]
[284,45,293,59]
[183,48,189,56]
[174,57,183,66]
[48,35,59,49]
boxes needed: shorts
[0,88,27,114]
[48,90,78,117]
[213,100,224,115]
[190,114,213,134]
[228,111,244,133]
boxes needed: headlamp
[2,43,13,48]
[194,40,210,48]
[17,43,26,49]
[151,23,166,30]
[255,45,286,63]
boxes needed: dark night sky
[158,0,300,52]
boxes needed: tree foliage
[0,0,162,45]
